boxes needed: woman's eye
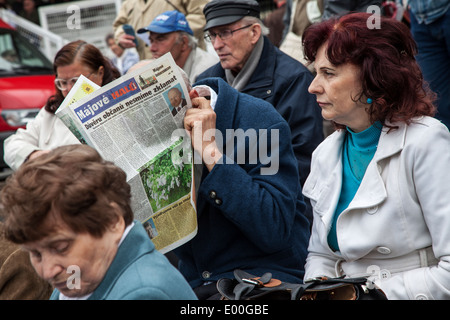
[52,241,70,254]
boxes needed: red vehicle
[0,19,55,171]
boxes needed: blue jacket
[50,222,197,300]
[196,36,323,190]
[408,0,450,24]
[174,78,311,288]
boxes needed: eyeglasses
[54,72,94,91]
[204,24,253,42]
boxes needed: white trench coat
[303,116,450,300]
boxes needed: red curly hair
[302,12,436,130]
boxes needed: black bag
[217,269,387,300]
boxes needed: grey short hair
[176,32,198,50]
[241,16,270,36]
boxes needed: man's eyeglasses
[204,24,253,42]
[54,72,94,91]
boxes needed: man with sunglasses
[196,0,324,223]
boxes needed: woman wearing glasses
[4,40,120,171]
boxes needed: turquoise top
[328,122,382,252]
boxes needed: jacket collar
[303,122,408,222]
[201,36,275,91]
[346,122,407,211]
[88,221,155,300]
[308,121,408,183]
[243,36,275,91]
[374,121,407,162]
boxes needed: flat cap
[203,0,260,30]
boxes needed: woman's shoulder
[410,115,445,126]
[404,116,449,137]
[396,116,450,154]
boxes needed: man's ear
[250,24,262,44]
[181,34,190,51]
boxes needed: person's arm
[0,241,52,300]
[304,221,341,280]
[185,97,304,252]
[112,2,137,49]
[4,109,46,170]
[384,122,450,299]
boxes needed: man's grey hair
[241,16,270,36]
[176,31,198,50]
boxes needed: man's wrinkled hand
[184,97,222,171]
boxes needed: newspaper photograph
[55,53,197,253]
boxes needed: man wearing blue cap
[113,0,209,60]
[137,10,218,82]
[196,0,324,223]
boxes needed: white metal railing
[0,8,67,61]
[38,0,123,57]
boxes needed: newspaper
[55,53,197,253]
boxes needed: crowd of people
[1,0,449,301]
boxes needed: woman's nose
[308,75,322,95]
[34,254,64,283]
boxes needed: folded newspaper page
[55,53,197,253]
[56,75,100,147]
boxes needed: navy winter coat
[174,78,311,288]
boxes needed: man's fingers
[189,89,199,100]
[191,97,212,110]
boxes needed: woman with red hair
[301,12,450,299]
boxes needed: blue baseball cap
[137,10,193,35]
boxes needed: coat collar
[242,36,275,91]
[198,36,275,91]
[303,122,408,224]
[307,121,408,186]
[88,221,155,300]
[373,121,407,162]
